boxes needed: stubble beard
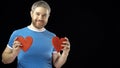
[32,20,46,29]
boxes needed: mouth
[36,21,45,26]
[37,20,44,23]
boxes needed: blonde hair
[31,0,51,13]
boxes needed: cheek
[32,16,37,21]
[32,15,36,19]
[31,13,36,18]
[45,17,49,21]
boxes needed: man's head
[30,0,51,29]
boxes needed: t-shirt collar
[27,24,46,32]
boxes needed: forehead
[33,7,49,14]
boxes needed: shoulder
[43,29,56,39]
[45,29,56,36]
[13,27,27,33]
[11,27,27,35]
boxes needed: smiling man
[2,0,70,68]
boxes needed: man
[2,0,70,68]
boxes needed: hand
[12,41,22,52]
[61,37,70,52]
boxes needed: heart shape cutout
[52,36,67,52]
[15,36,33,52]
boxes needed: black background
[0,0,119,68]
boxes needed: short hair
[31,0,51,13]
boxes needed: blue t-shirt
[8,26,56,68]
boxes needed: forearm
[2,50,18,64]
[54,51,69,68]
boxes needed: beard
[32,20,47,29]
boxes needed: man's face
[31,7,50,29]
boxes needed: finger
[13,42,22,49]
[64,37,69,41]
[14,41,21,44]
[14,41,22,46]
[62,42,69,45]
[61,45,70,50]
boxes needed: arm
[52,37,70,68]
[2,41,21,64]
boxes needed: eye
[42,14,47,17]
[36,13,40,16]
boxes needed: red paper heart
[52,36,67,52]
[15,36,33,52]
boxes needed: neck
[28,24,46,32]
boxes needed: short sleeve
[8,30,19,48]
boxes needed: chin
[36,26,44,29]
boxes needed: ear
[48,14,50,17]
[30,11,33,17]
[47,13,50,18]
